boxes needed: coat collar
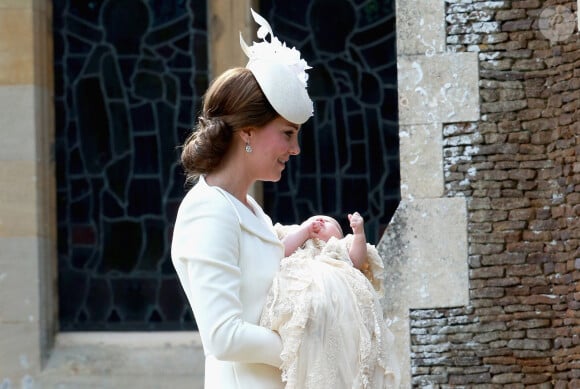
[199,176,283,246]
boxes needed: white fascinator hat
[240,9,314,125]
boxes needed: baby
[261,212,399,388]
[282,212,368,268]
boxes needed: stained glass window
[54,0,398,331]
[261,0,400,244]
[53,0,207,330]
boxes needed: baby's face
[311,216,343,242]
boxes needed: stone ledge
[37,332,205,388]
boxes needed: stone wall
[410,0,579,387]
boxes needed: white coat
[171,176,285,388]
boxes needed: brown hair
[180,67,279,181]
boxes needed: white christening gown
[260,227,400,389]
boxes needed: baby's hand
[348,212,364,235]
[302,218,323,239]
[309,219,322,238]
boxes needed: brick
[502,19,534,32]
[522,294,562,305]
[491,197,531,210]
[471,287,506,298]
[520,160,553,169]
[471,266,505,278]
[519,144,545,154]
[482,100,527,113]
[508,208,536,221]
[507,130,531,143]
[494,220,526,231]
[512,0,541,8]
[449,372,491,384]
[508,339,551,350]
[522,230,551,241]
[517,109,542,121]
[487,276,521,287]
[527,328,557,339]
[471,232,516,243]
[522,373,551,384]
[528,253,554,265]
[482,252,526,265]
[468,197,491,210]
[522,118,558,132]
[492,373,524,384]
[506,241,544,253]
[529,219,559,230]
[471,210,509,222]
[508,267,541,282]
[483,356,517,364]
[470,243,505,255]
[493,162,518,171]
[513,58,546,71]
[495,9,526,21]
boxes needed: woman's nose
[289,139,300,155]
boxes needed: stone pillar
[379,0,480,386]
[0,0,56,385]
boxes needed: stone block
[396,0,445,56]
[0,161,38,237]
[398,53,480,125]
[0,8,34,85]
[399,123,444,199]
[0,86,37,160]
[0,238,40,322]
[378,197,469,314]
[0,321,41,382]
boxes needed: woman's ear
[238,127,254,144]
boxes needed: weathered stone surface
[37,333,205,389]
[378,197,468,388]
[379,197,469,313]
[399,123,444,199]
[396,0,445,56]
[398,53,480,125]
[410,0,579,386]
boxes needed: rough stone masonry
[410,0,580,387]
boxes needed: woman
[171,10,313,388]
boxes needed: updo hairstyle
[181,67,278,180]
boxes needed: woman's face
[250,116,301,182]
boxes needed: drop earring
[245,142,253,153]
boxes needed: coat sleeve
[172,195,283,368]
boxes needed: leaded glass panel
[261,0,400,244]
[53,0,206,330]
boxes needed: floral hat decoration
[240,9,314,125]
